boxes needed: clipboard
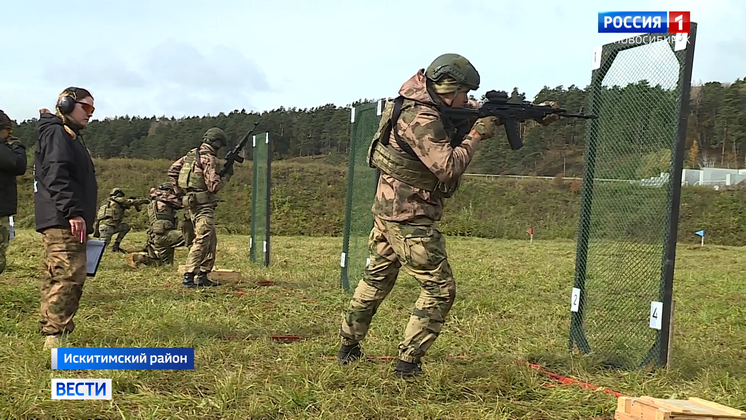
[86,239,106,277]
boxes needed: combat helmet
[425,53,480,91]
[157,183,171,191]
[110,188,125,197]
[202,127,227,149]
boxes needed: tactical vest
[147,199,176,225]
[147,199,177,234]
[97,198,124,222]
[177,148,208,191]
[366,96,461,198]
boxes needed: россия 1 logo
[598,11,690,33]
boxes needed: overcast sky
[1,0,742,122]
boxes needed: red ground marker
[270,335,302,342]
[520,361,626,398]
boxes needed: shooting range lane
[215,278,623,394]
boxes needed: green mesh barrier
[569,27,698,370]
[250,131,271,267]
[340,100,384,292]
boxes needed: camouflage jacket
[149,187,182,209]
[372,69,481,223]
[147,187,182,225]
[167,143,231,194]
[97,196,139,223]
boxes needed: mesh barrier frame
[340,100,385,292]
[569,25,698,370]
[250,132,272,267]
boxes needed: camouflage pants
[179,211,195,248]
[340,215,456,364]
[100,221,130,246]
[141,228,186,266]
[0,216,9,275]
[183,204,217,274]
[39,227,87,336]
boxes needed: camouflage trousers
[340,215,456,364]
[180,211,195,248]
[183,204,217,274]
[100,221,130,246]
[140,227,187,266]
[0,216,9,275]
[39,227,87,336]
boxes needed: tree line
[8,77,745,176]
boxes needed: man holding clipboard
[33,87,101,350]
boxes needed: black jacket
[34,113,98,234]
[0,137,27,217]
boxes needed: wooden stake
[666,300,675,372]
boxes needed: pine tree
[688,139,700,168]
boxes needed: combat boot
[337,342,363,365]
[393,359,423,378]
[182,272,197,288]
[128,252,148,268]
[196,272,221,287]
[111,242,127,254]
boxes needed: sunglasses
[77,101,95,115]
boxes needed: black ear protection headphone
[56,87,79,115]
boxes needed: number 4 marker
[649,301,663,330]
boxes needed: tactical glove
[535,101,561,126]
[472,116,500,139]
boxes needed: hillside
[12,158,746,246]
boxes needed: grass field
[1,229,744,419]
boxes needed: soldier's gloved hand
[225,165,234,176]
[472,116,500,139]
[535,101,561,126]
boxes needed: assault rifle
[219,120,260,177]
[128,196,149,212]
[440,90,598,150]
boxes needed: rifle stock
[441,90,598,150]
[220,120,261,177]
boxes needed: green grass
[11,157,746,245]
[1,229,745,419]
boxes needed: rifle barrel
[559,113,598,119]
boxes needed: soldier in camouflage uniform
[337,53,560,377]
[167,127,232,288]
[127,183,193,267]
[0,109,27,275]
[94,188,147,253]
